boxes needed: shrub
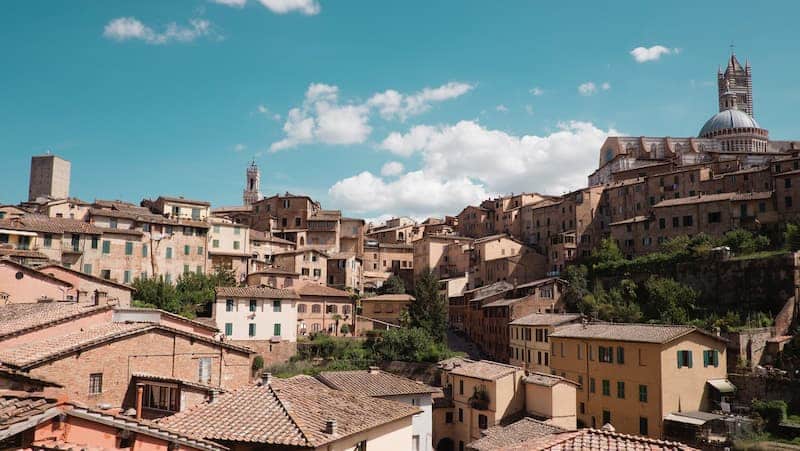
[752,400,787,432]
[252,355,265,372]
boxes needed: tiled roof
[449,360,521,381]
[474,234,511,244]
[467,417,567,451]
[653,192,737,208]
[361,294,415,302]
[112,307,220,332]
[608,216,651,227]
[39,263,135,291]
[732,191,773,201]
[0,216,102,235]
[132,373,227,393]
[522,372,579,388]
[317,369,438,397]
[309,210,342,221]
[215,286,299,299]
[550,323,723,344]
[156,196,211,206]
[248,268,300,276]
[515,277,564,289]
[295,284,351,298]
[0,390,59,431]
[0,367,63,388]
[160,375,419,448]
[464,280,514,296]
[0,303,111,340]
[497,428,698,450]
[0,322,252,369]
[510,313,582,327]
[0,249,49,260]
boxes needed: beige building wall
[0,261,73,302]
[321,416,414,451]
[525,381,577,430]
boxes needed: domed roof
[698,108,761,137]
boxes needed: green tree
[380,275,406,295]
[721,229,769,255]
[562,265,590,312]
[580,279,642,323]
[409,268,448,342]
[592,238,624,265]
[642,277,697,324]
[370,327,454,362]
[132,269,237,318]
[786,223,800,251]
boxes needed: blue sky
[2,0,800,221]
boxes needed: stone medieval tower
[717,52,753,117]
[243,160,262,205]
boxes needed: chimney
[368,366,380,375]
[261,372,272,386]
[209,389,219,403]
[93,289,100,306]
[325,419,337,435]
[135,383,144,420]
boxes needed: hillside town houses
[1,53,799,450]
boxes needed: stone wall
[227,339,297,367]
[729,373,800,413]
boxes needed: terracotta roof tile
[449,360,521,381]
[550,323,722,344]
[0,216,102,235]
[496,428,698,450]
[0,303,111,340]
[215,286,299,299]
[467,417,566,451]
[361,294,415,302]
[510,313,581,327]
[295,284,351,298]
[0,391,59,430]
[317,369,438,397]
[522,372,579,388]
[160,375,419,447]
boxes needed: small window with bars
[89,373,103,395]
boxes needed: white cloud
[380,161,405,177]
[233,143,247,152]
[629,45,678,63]
[525,105,534,115]
[103,17,215,45]
[256,104,282,121]
[257,0,320,15]
[211,0,247,7]
[578,82,596,96]
[530,87,543,96]
[578,81,610,96]
[270,81,471,151]
[330,120,618,218]
[495,104,508,113]
[367,82,474,121]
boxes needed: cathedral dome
[698,108,761,138]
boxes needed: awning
[664,413,707,426]
[0,229,37,237]
[707,378,736,393]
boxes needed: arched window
[297,304,307,313]
[327,305,338,314]
[299,237,305,246]
[342,305,351,315]
[311,304,321,314]
[312,323,320,332]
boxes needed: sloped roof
[38,263,135,291]
[215,286,299,299]
[361,294,415,302]
[159,375,419,448]
[466,417,566,451]
[550,323,724,344]
[510,313,581,327]
[496,428,698,450]
[295,284,351,298]
[0,303,111,340]
[0,215,102,235]
[0,390,59,432]
[522,372,579,388]
[317,369,438,397]
[449,360,520,381]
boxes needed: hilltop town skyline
[4,1,800,220]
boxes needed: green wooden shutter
[687,351,693,368]
[677,350,684,368]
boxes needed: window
[101,269,111,279]
[602,380,610,396]
[598,346,613,363]
[196,265,202,274]
[273,300,281,312]
[43,234,52,248]
[273,323,281,336]
[213,225,220,233]
[677,350,693,368]
[639,384,648,403]
[124,270,131,284]
[703,350,720,367]
[249,299,257,312]
[249,323,256,337]
[91,236,99,249]
[184,245,190,255]
[212,239,220,248]
[297,304,307,313]
[577,375,583,389]
[617,381,625,399]
[478,414,488,429]
[639,417,649,436]
[89,373,103,394]
[83,264,92,275]
[233,241,240,250]
[672,217,679,228]
[602,410,611,426]
[786,196,793,209]
[110,218,118,229]
[166,247,173,259]
[445,411,454,423]
[589,378,596,393]
[682,215,693,227]
[199,358,212,384]
[579,402,585,414]
[102,240,111,254]
[183,226,192,236]
[413,435,420,451]
[226,299,235,312]
[786,178,792,188]
[143,223,151,232]
[183,264,190,274]
[708,212,721,223]
[616,347,625,364]
[142,384,179,412]
[313,268,321,278]
[197,246,204,255]
[234,226,241,235]
[658,218,665,229]
[312,304,321,313]
[224,323,233,336]
[142,244,148,257]
[458,408,464,422]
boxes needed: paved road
[446,328,486,360]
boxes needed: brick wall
[28,328,251,410]
[227,339,296,367]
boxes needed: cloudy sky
[2,0,800,221]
